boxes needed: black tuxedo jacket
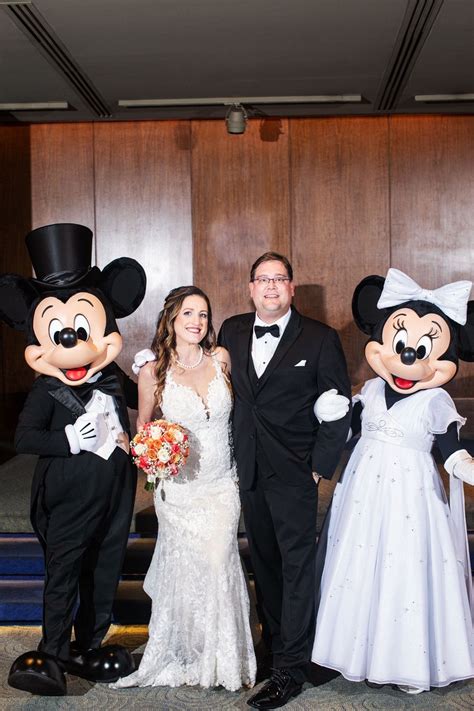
[219,307,351,489]
[14,363,137,531]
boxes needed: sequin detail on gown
[112,355,256,691]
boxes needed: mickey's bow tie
[255,324,280,339]
[75,373,122,404]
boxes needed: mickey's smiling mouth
[61,364,91,381]
[392,374,418,390]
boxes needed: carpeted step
[113,580,150,624]
[0,579,43,621]
[0,536,44,575]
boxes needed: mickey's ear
[0,274,39,330]
[99,258,147,318]
[458,301,474,362]
[352,275,386,335]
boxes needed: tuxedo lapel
[233,315,255,397]
[255,308,303,392]
[47,383,86,418]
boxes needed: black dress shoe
[60,644,134,683]
[247,668,303,709]
[8,651,67,696]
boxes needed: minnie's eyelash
[427,328,439,340]
[394,318,405,330]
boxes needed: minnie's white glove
[65,413,105,455]
[314,388,350,423]
[444,449,474,485]
[132,348,156,376]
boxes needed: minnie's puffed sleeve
[427,389,466,436]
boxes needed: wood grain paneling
[0,125,33,399]
[30,123,95,231]
[94,121,193,372]
[290,117,390,385]
[390,115,474,397]
[192,118,290,329]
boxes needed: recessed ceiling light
[414,93,474,102]
[0,101,69,110]
[118,95,363,108]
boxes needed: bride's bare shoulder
[212,346,231,374]
[139,361,157,381]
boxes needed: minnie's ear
[352,275,386,335]
[99,258,147,318]
[0,274,39,330]
[458,301,474,361]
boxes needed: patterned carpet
[0,626,472,710]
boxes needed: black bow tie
[74,373,122,404]
[255,324,280,339]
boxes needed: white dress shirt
[84,388,128,459]
[251,309,292,378]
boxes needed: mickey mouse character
[0,224,146,696]
[311,268,474,694]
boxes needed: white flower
[133,443,147,456]
[157,447,171,463]
[150,426,162,439]
[172,429,184,443]
[147,473,156,483]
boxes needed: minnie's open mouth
[61,364,91,381]
[392,375,417,390]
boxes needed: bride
[112,285,256,691]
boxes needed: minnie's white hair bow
[377,268,472,325]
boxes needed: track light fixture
[225,104,248,134]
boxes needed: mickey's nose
[59,327,78,349]
[400,346,416,365]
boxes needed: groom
[218,252,351,709]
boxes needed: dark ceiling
[0,0,472,124]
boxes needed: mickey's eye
[74,314,90,341]
[48,318,63,345]
[392,328,408,354]
[416,335,433,360]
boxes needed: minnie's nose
[400,346,416,365]
[59,327,78,349]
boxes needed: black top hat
[26,223,101,289]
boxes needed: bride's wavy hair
[150,285,217,407]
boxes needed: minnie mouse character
[0,223,146,696]
[311,268,473,694]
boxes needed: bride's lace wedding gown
[112,355,256,691]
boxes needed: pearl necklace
[175,345,203,370]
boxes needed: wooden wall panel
[291,117,390,386]
[30,123,95,231]
[192,118,290,329]
[94,121,193,371]
[0,125,33,402]
[390,115,474,397]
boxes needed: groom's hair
[250,252,293,282]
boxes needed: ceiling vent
[1,1,111,118]
[375,0,445,112]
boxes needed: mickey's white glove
[65,413,106,455]
[132,348,156,376]
[314,389,350,423]
[444,449,474,486]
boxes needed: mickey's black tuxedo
[219,307,351,679]
[14,364,137,660]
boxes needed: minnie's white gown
[113,355,256,691]
[312,377,473,690]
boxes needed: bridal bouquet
[131,419,190,493]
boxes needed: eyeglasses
[253,276,291,286]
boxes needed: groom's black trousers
[240,465,318,683]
